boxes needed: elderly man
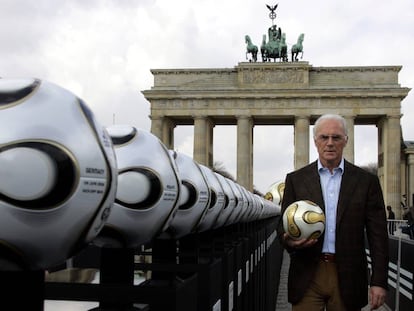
[278,114,389,311]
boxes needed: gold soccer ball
[264,181,285,205]
[282,200,325,240]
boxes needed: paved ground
[275,251,390,311]
[275,250,291,310]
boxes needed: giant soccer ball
[282,200,325,240]
[0,78,117,270]
[164,151,210,239]
[196,164,225,232]
[99,125,181,248]
[213,173,236,228]
[264,180,285,206]
[225,180,245,225]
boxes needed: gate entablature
[146,62,405,92]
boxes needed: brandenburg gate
[142,61,410,214]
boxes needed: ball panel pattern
[282,200,325,240]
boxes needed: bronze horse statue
[291,33,304,61]
[245,35,258,62]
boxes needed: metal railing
[381,220,414,310]
[387,220,412,239]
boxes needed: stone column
[206,120,214,167]
[344,116,355,163]
[237,116,253,191]
[193,116,209,166]
[383,115,402,218]
[294,116,309,169]
[162,118,175,149]
[150,115,164,141]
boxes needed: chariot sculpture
[244,4,304,63]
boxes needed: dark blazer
[277,160,389,310]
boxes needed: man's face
[314,119,348,168]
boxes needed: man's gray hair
[313,114,348,138]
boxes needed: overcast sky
[2,0,412,309]
[2,0,413,196]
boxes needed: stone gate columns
[380,115,402,218]
[344,116,355,163]
[237,116,253,191]
[193,116,214,167]
[294,116,310,170]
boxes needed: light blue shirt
[318,158,344,254]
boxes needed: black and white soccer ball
[0,78,117,269]
[196,164,225,232]
[260,194,281,218]
[213,173,236,228]
[164,151,210,239]
[225,181,246,224]
[100,125,181,247]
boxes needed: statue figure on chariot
[261,23,288,62]
[244,4,304,63]
[269,24,282,42]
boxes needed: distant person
[278,114,389,311]
[387,205,395,234]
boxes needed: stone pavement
[275,250,291,310]
[275,251,390,311]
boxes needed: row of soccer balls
[0,78,285,270]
